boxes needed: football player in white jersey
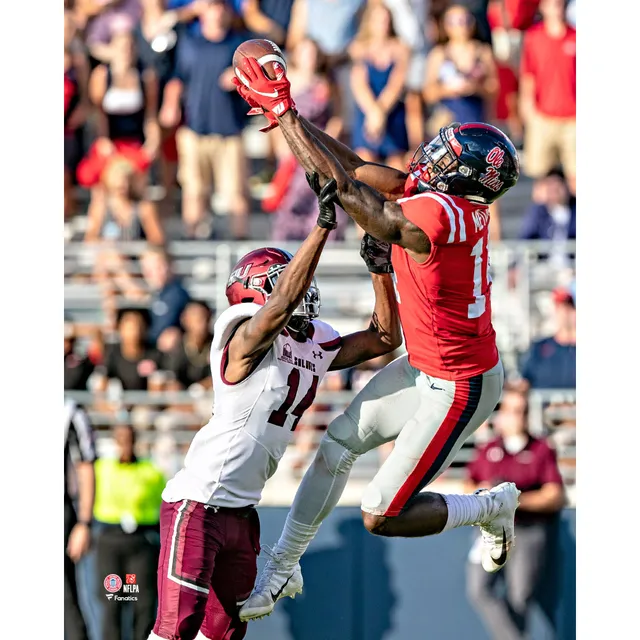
[148,175,402,640]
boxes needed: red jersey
[391,191,499,381]
[520,23,576,119]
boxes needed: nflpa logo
[126,574,137,585]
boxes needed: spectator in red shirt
[487,0,523,146]
[465,388,565,640]
[519,0,576,193]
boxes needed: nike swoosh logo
[493,527,508,566]
[234,70,279,98]
[270,574,292,603]
[252,88,279,98]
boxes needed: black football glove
[360,233,394,274]
[306,171,338,230]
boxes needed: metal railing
[65,240,576,372]
[65,240,576,486]
[65,388,576,473]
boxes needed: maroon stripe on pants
[154,500,213,640]
[152,500,260,640]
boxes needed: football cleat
[239,546,303,621]
[475,482,521,573]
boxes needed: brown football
[233,39,287,84]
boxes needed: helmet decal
[478,166,504,192]
[486,146,505,168]
[408,121,519,203]
[444,126,463,156]
[227,262,253,287]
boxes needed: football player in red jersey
[233,57,523,621]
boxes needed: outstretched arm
[233,57,408,198]
[225,180,337,384]
[225,227,330,383]
[297,116,407,200]
[277,110,429,254]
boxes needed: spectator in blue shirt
[166,0,207,37]
[239,0,295,48]
[519,283,576,390]
[159,0,250,239]
[141,246,191,350]
[519,169,577,242]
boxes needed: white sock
[442,493,494,532]
[274,515,321,567]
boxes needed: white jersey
[162,303,342,508]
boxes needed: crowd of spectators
[64,0,577,235]
[64,0,577,480]
[64,5,577,639]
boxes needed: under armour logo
[313,351,323,360]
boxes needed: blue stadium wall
[76,508,576,640]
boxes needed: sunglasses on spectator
[445,14,473,27]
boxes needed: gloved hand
[233,57,296,118]
[360,233,394,274]
[306,172,338,230]
[232,77,279,132]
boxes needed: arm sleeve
[396,192,460,245]
[539,442,564,486]
[519,204,543,239]
[519,31,535,77]
[312,320,342,352]
[69,405,97,463]
[466,447,485,484]
[172,33,190,83]
[519,340,541,384]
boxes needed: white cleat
[239,547,303,622]
[475,482,521,573]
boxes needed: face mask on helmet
[264,264,321,333]
[408,124,467,194]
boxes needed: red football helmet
[225,247,321,331]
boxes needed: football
[233,39,287,85]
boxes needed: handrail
[64,239,577,254]
[65,388,576,406]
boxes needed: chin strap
[287,316,310,334]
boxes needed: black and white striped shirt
[64,398,97,501]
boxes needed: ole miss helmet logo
[486,146,505,168]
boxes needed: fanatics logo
[126,574,137,585]
[104,574,123,593]
[279,343,293,364]
[106,594,114,600]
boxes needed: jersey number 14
[468,238,489,319]
[268,369,319,431]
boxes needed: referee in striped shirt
[64,398,97,640]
